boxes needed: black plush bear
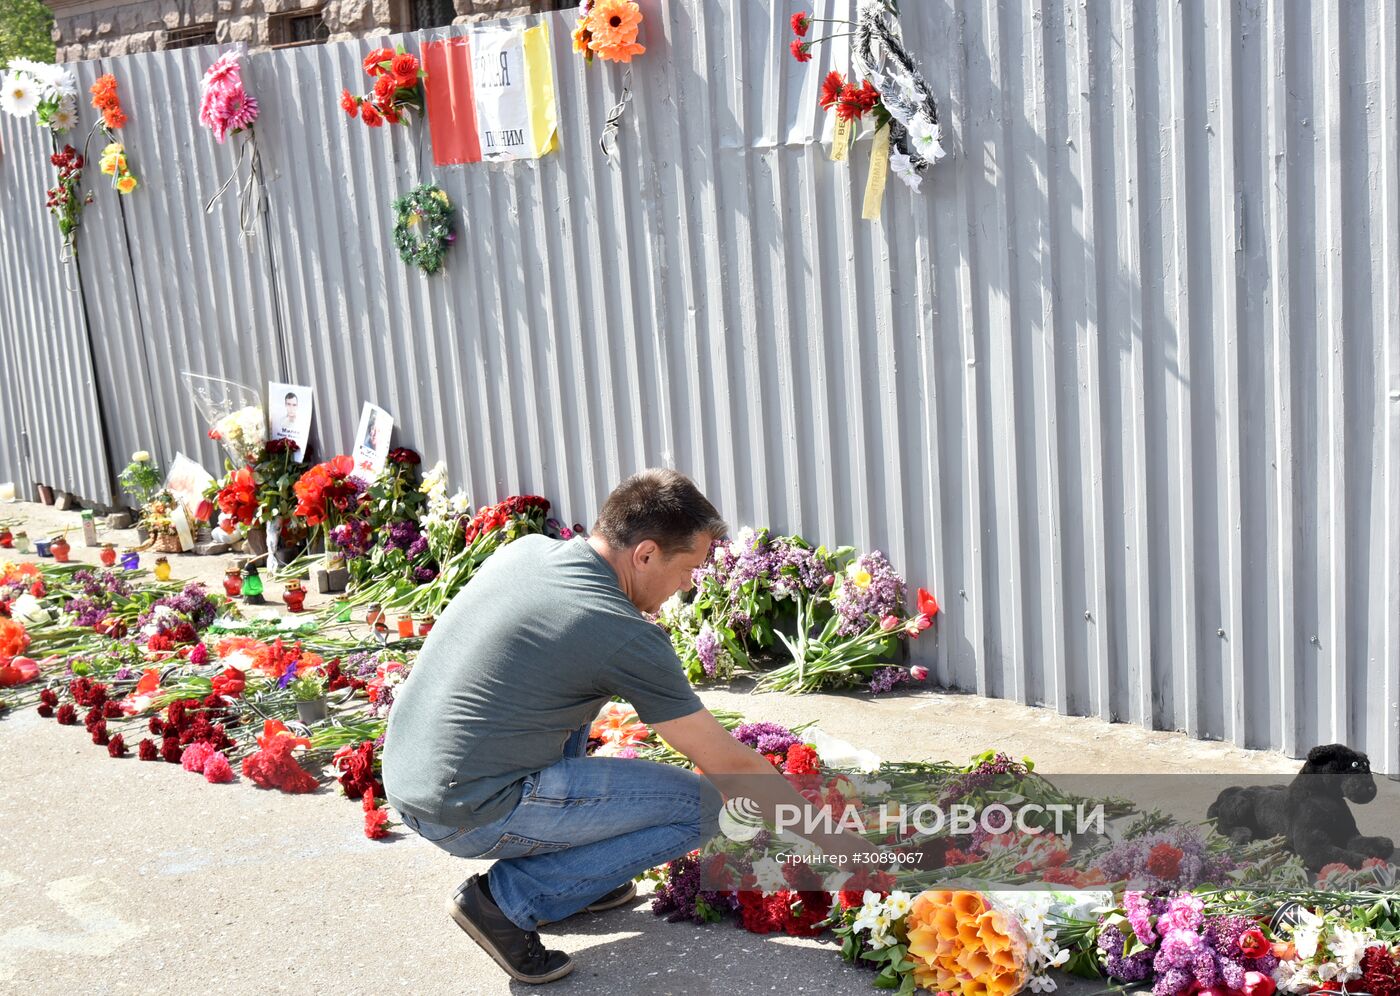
[1208,744,1394,873]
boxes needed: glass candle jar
[222,567,243,598]
[397,616,415,638]
[153,556,171,581]
[120,551,140,570]
[283,580,307,613]
[99,543,117,567]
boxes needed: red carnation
[783,743,820,776]
[103,701,122,718]
[364,805,391,839]
[791,12,811,36]
[160,736,183,764]
[339,87,359,118]
[789,39,811,63]
[148,715,165,736]
[91,720,109,746]
[138,737,158,761]
[107,733,127,758]
[1146,842,1184,881]
[37,703,54,717]
[332,740,382,800]
[819,70,844,110]
[55,703,77,725]
[40,688,58,707]
[211,667,246,699]
[242,735,318,794]
[203,751,236,784]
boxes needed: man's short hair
[593,469,726,555]
[285,392,297,403]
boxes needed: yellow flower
[117,174,138,194]
[431,189,449,206]
[100,156,117,176]
[407,211,422,227]
[852,569,872,589]
[102,141,123,156]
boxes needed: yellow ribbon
[862,124,891,220]
[831,116,852,162]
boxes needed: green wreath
[392,183,456,275]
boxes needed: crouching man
[386,469,832,984]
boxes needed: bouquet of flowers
[571,0,647,64]
[341,47,425,127]
[46,145,89,257]
[1,59,79,131]
[91,74,139,195]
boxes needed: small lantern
[365,602,384,627]
[397,615,415,639]
[153,555,171,581]
[12,530,27,554]
[34,538,51,558]
[120,551,140,570]
[99,543,117,567]
[242,566,265,604]
[0,527,12,549]
[283,578,308,613]
[334,600,352,623]
[50,535,70,563]
[222,567,243,598]
[418,615,435,637]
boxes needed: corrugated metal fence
[1,0,1397,773]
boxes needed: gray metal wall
[0,0,1397,774]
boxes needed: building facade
[47,0,575,63]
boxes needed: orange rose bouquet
[341,46,425,128]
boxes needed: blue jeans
[399,723,722,930]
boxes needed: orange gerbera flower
[1,562,39,584]
[586,0,646,63]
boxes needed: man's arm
[652,708,877,860]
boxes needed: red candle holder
[0,528,11,549]
[397,616,415,638]
[417,615,435,637]
[283,580,308,613]
[222,567,243,598]
[99,543,117,567]
[51,536,70,563]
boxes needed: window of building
[412,0,457,30]
[164,23,217,50]
[269,7,330,48]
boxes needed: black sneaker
[537,881,638,927]
[447,875,574,984]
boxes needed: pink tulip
[910,665,929,681]
[915,613,933,631]
[879,615,899,632]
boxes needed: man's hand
[653,709,877,861]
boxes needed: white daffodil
[867,914,895,949]
[1,72,40,117]
[883,890,913,919]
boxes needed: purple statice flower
[113,665,134,681]
[346,651,379,679]
[695,624,720,677]
[406,536,429,561]
[412,564,438,584]
[1204,915,1278,982]
[868,666,907,695]
[834,552,905,636]
[939,752,1028,805]
[1152,966,1193,996]
[135,583,217,634]
[330,520,373,559]
[66,597,107,628]
[384,520,421,553]
[1098,922,1154,983]
[732,721,801,756]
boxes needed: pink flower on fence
[199,52,260,143]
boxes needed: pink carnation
[202,751,235,783]
[181,740,217,773]
[189,643,209,666]
[1157,893,1205,934]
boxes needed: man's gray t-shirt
[382,534,703,828]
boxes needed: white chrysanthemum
[1,72,40,117]
[33,62,75,98]
[6,58,46,77]
[48,96,77,131]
